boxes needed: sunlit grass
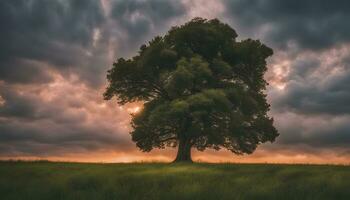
[1,161,350,200]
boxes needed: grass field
[1,161,350,200]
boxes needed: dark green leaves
[105,18,279,156]
[165,56,212,97]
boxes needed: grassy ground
[1,161,350,200]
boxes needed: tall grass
[1,162,349,200]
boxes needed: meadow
[1,161,350,200]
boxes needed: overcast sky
[1,0,350,163]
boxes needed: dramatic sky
[1,0,350,163]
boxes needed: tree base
[173,138,192,163]
[172,158,193,163]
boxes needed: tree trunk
[173,137,192,163]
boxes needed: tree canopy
[104,18,279,162]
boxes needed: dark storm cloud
[0,86,39,119]
[0,59,53,84]
[111,0,185,35]
[273,112,350,149]
[0,119,132,156]
[0,0,186,85]
[0,84,87,122]
[224,0,350,113]
[0,0,105,84]
[0,83,133,156]
[109,0,186,57]
[225,0,350,50]
[269,51,350,115]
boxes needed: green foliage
[1,162,350,200]
[104,18,279,158]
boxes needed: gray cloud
[0,120,132,156]
[0,0,187,85]
[224,0,350,50]
[111,0,185,33]
[0,82,133,156]
[270,49,350,115]
[272,112,350,149]
[109,0,186,57]
[0,59,53,84]
[0,0,105,84]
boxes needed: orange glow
[267,59,290,90]
[3,148,350,165]
[127,106,141,114]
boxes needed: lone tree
[104,18,279,162]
